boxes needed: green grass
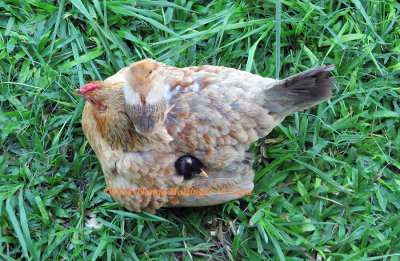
[1,0,399,260]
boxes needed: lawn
[1,0,399,260]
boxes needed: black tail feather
[263,64,335,116]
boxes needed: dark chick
[174,156,208,180]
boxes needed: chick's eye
[148,70,153,74]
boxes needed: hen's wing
[158,64,281,167]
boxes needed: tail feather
[263,64,335,116]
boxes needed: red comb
[80,83,100,94]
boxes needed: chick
[124,59,167,135]
[174,156,208,180]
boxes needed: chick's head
[125,59,160,96]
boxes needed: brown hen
[76,60,335,212]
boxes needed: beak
[74,89,84,97]
[165,104,175,115]
[199,168,208,178]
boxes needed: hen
[76,60,335,212]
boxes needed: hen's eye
[148,70,153,74]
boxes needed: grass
[0,0,399,260]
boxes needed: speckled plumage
[124,59,168,135]
[79,61,335,212]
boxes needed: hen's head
[125,59,160,96]
[75,82,122,113]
